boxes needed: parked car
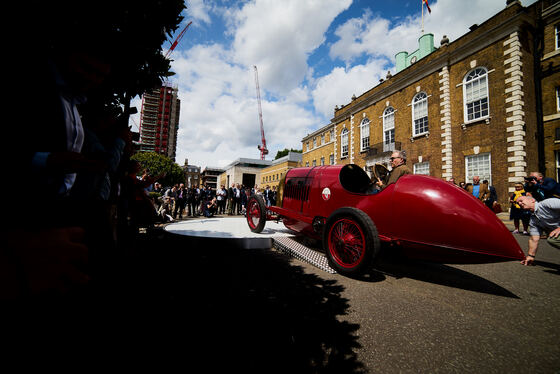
[246,164,524,277]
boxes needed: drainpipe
[533,12,546,174]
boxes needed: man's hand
[549,227,560,239]
[520,255,535,266]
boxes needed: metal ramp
[272,236,336,274]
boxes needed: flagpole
[421,0,424,34]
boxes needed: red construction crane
[165,21,192,59]
[254,65,269,160]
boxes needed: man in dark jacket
[376,150,411,190]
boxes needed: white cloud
[231,0,352,95]
[185,0,212,25]
[169,41,317,167]
[311,58,389,120]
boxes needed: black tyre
[246,195,267,233]
[323,207,380,276]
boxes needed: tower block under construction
[139,83,181,161]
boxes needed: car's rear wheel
[323,207,380,276]
[247,195,267,233]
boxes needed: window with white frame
[313,137,317,148]
[383,107,395,152]
[321,133,325,144]
[465,153,491,184]
[556,151,560,182]
[360,118,370,151]
[312,159,316,167]
[330,129,335,141]
[329,154,335,165]
[341,128,349,158]
[413,161,430,175]
[556,24,560,50]
[320,157,325,166]
[463,67,489,122]
[412,92,429,136]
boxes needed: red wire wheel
[247,195,267,233]
[323,207,380,276]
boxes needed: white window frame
[463,67,490,123]
[321,133,325,144]
[360,118,370,152]
[341,128,349,158]
[383,107,395,152]
[556,24,560,50]
[413,161,430,175]
[465,153,492,185]
[329,154,335,165]
[412,92,429,136]
[556,151,560,182]
[320,157,325,166]
[313,137,317,148]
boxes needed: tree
[131,152,185,187]
[32,0,186,111]
[274,148,302,160]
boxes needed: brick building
[181,159,201,188]
[540,1,560,181]
[302,0,559,205]
[260,151,303,188]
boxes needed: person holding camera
[524,172,560,201]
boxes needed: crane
[165,21,193,59]
[254,65,269,160]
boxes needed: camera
[524,176,537,182]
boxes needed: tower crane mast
[254,65,268,160]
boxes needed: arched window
[463,67,489,122]
[412,92,428,136]
[383,107,395,152]
[360,118,370,152]
[341,128,349,158]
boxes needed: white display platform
[164,217,295,249]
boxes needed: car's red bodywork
[261,164,524,265]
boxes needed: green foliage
[274,148,302,160]
[132,152,185,187]
[34,1,186,111]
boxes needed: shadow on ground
[94,229,367,372]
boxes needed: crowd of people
[151,183,278,221]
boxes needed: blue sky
[130,0,536,169]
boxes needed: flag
[423,0,431,13]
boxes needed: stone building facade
[260,151,303,189]
[302,0,559,205]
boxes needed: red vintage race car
[246,164,525,276]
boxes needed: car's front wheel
[247,195,267,233]
[323,207,380,276]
